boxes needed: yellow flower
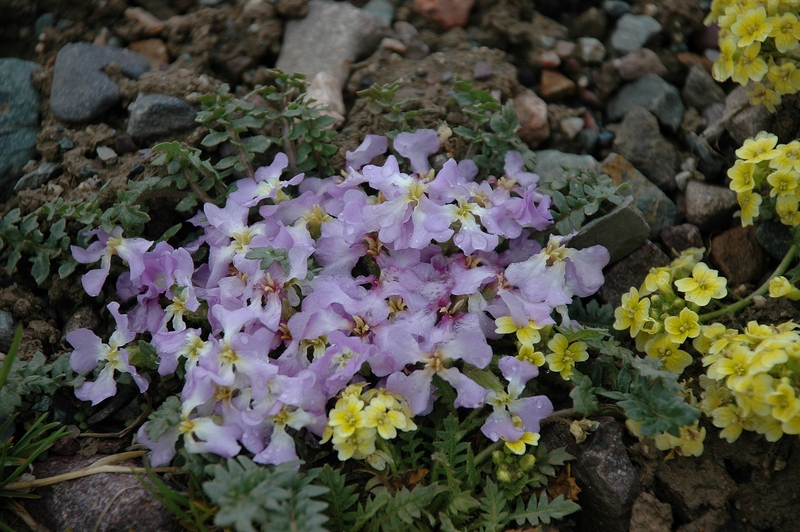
[754,415,784,441]
[644,334,694,374]
[775,194,800,226]
[768,12,800,52]
[767,378,800,422]
[494,316,543,345]
[613,287,651,337]
[363,401,407,439]
[769,276,800,300]
[654,422,706,458]
[769,141,800,172]
[733,43,769,84]
[728,160,757,193]
[737,190,762,226]
[331,427,377,461]
[517,343,546,367]
[735,131,780,162]
[640,267,672,296]
[503,431,540,455]
[767,170,799,197]
[674,263,727,306]
[328,396,366,438]
[546,334,589,379]
[767,61,800,96]
[712,404,748,442]
[747,82,782,111]
[731,7,772,48]
[712,36,738,81]
[733,372,773,416]
[664,308,702,344]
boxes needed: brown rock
[514,88,550,147]
[675,51,713,73]
[598,240,670,306]
[613,48,667,81]
[540,70,576,101]
[683,181,738,230]
[708,225,767,287]
[655,456,736,522]
[629,491,673,532]
[411,0,475,30]
[660,223,704,253]
[129,39,169,69]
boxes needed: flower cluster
[728,131,800,227]
[614,249,727,374]
[707,1,800,110]
[695,317,800,443]
[67,130,610,468]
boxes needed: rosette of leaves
[356,79,432,136]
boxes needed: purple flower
[345,134,388,173]
[67,302,148,405]
[71,227,152,296]
[394,129,440,174]
[229,153,304,207]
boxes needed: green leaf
[145,396,182,442]
[31,251,51,286]
[569,371,600,415]
[510,492,580,526]
[315,465,358,530]
[201,129,232,147]
[475,479,509,532]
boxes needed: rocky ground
[2,0,800,530]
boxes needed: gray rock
[683,180,738,230]
[610,14,662,53]
[362,0,394,26]
[277,0,389,90]
[0,59,42,200]
[612,106,680,191]
[660,223,704,253]
[607,74,685,132]
[614,48,668,80]
[756,218,792,261]
[24,455,181,532]
[15,161,60,192]
[96,146,118,163]
[51,42,150,124]
[682,65,726,111]
[127,93,197,139]
[570,195,650,264]
[602,0,631,18]
[534,150,600,181]
[0,310,18,352]
[723,86,772,145]
[685,132,725,179]
[578,37,606,64]
[602,153,677,239]
[598,240,670,306]
[35,12,54,37]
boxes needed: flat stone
[756,218,793,261]
[598,240,670,306]
[660,223,704,253]
[682,65,726,111]
[540,70,576,101]
[708,225,767,287]
[607,74,685,132]
[683,181,738,231]
[602,153,677,239]
[570,195,650,265]
[24,455,181,532]
[534,149,600,181]
[613,48,667,80]
[514,89,550,147]
[15,161,60,192]
[723,86,773,145]
[611,13,662,54]
[612,106,680,191]
[560,116,585,139]
[0,58,41,200]
[277,0,388,90]
[51,42,150,124]
[577,37,606,64]
[127,93,197,139]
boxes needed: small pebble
[473,61,493,80]
[96,146,118,163]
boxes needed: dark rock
[660,223,704,253]
[0,310,18,352]
[682,65,726,111]
[277,0,389,90]
[598,240,670,306]
[685,132,725,180]
[127,93,197,139]
[24,455,181,532]
[0,58,41,200]
[655,456,736,522]
[602,0,631,18]
[14,161,60,192]
[114,134,138,154]
[708,225,767,287]
[51,43,150,123]
[723,86,772,145]
[607,74,685,132]
[756,218,793,261]
[612,106,680,191]
[602,153,678,239]
[571,7,607,40]
[571,196,650,265]
[683,181,738,230]
[393,21,429,60]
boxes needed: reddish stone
[708,225,767,287]
[129,39,170,68]
[411,0,475,30]
[540,70,576,101]
[513,88,550,147]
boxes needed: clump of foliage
[356,79,432,136]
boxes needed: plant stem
[474,441,503,466]
[699,244,797,323]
